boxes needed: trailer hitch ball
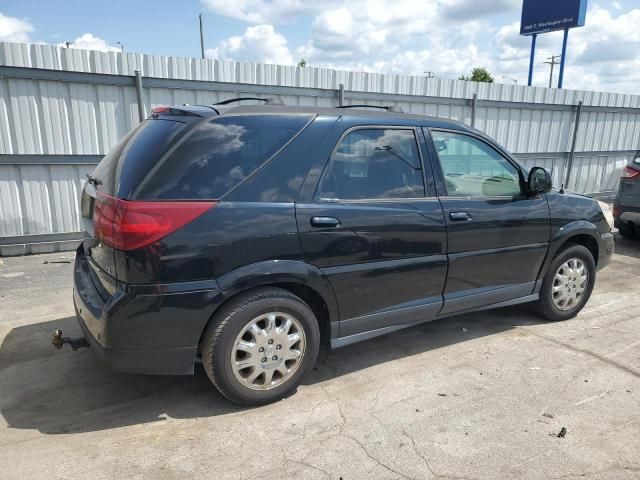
[52,329,64,349]
[52,329,90,351]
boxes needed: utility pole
[544,55,561,89]
[199,14,205,59]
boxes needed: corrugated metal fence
[1,41,639,255]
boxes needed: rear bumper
[598,232,615,270]
[74,302,197,375]
[73,248,223,375]
[614,206,640,227]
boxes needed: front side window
[431,131,521,197]
[317,128,425,200]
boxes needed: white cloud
[0,13,34,42]
[294,1,502,78]
[439,0,520,20]
[202,1,640,94]
[200,0,314,23]
[206,24,293,65]
[58,33,120,52]
[201,0,519,24]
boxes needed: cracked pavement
[1,236,639,479]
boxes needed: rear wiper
[86,174,102,186]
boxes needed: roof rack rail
[337,104,404,113]
[214,97,284,106]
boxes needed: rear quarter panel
[115,202,302,283]
[113,115,339,285]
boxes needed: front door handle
[310,216,341,228]
[449,211,472,222]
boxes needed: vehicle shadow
[0,306,545,434]
[613,232,640,259]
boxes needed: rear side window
[317,128,425,200]
[91,119,187,196]
[137,115,312,200]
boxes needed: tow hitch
[52,329,90,351]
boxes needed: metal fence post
[564,100,583,189]
[338,83,345,106]
[134,70,145,123]
[470,93,478,128]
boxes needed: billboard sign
[520,0,588,36]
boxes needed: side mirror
[528,167,552,194]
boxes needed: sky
[1,0,639,94]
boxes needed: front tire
[536,244,596,321]
[201,287,320,406]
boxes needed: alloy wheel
[230,312,306,390]
[552,258,588,311]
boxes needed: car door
[425,128,550,315]
[296,123,447,340]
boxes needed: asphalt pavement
[1,237,639,479]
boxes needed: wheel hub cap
[552,258,588,311]
[231,312,306,391]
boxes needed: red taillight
[93,192,215,251]
[612,206,621,218]
[152,105,170,114]
[622,166,640,179]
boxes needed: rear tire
[617,222,637,239]
[201,287,320,406]
[536,244,596,322]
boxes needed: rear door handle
[449,211,472,222]
[310,216,341,228]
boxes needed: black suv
[69,100,614,405]
[613,151,640,238]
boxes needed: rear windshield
[136,115,312,200]
[91,119,188,197]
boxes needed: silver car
[614,152,640,239]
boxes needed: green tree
[297,58,307,67]
[459,67,494,83]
